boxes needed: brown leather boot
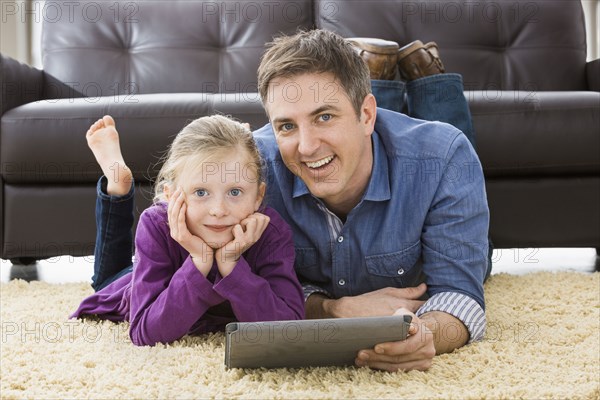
[346,37,399,80]
[397,40,445,81]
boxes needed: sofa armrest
[586,59,600,91]
[1,53,44,115]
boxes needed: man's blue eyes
[280,114,332,131]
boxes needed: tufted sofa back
[41,0,314,96]
[316,0,589,91]
[42,0,588,95]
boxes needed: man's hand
[355,308,435,372]
[354,308,470,372]
[310,284,427,319]
[167,188,214,276]
[215,212,270,277]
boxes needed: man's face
[265,72,377,213]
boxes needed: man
[254,29,490,372]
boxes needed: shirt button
[338,279,346,286]
[337,236,344,243]
[397,268,405,275]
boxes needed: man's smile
[305,155,335,169]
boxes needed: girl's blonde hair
[153,115,263,203]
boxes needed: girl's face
[170,147,265,248]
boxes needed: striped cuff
[302,284,332,302]
[416,291,486,343]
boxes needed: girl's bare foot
[86,115,133,196]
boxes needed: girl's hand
[167,188,214,276]
[215,212,270,276]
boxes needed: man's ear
[360,93,377,135]
[255,182,267,210]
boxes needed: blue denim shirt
[254,108,490,340]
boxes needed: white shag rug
[1,271,599,399]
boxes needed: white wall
[583,0,599,61]
[0,0,33,64]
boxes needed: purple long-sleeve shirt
[71,204,305,346]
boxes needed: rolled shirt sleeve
[417,291,486,342]
[302,283,333,302]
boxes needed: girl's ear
[164,184,173,201]
[255,182,266,210]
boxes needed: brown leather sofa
[1,0,599,264]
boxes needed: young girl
[71,115,305,346]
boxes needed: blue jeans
[92,176,134,291]
[372,74,491,280]
[371,73,476,148]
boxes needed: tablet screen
[225,315,412,369]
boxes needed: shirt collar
[291,131,391,201]
[363,131,391,202]
[292,174,310,198]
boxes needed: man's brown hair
[257,29,371,118]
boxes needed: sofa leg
[9,257,38,266]
[7,259,39,282]
[596,249,600,272]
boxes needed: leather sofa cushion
[2,90,599,183]
[486,177,600,248]
[2,183,154,259]
[471,91,600,178]
[0,93,268,184]
[4,178,598,258]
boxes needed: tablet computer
[224,315,412,369]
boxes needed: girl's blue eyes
[194,189,241,197]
